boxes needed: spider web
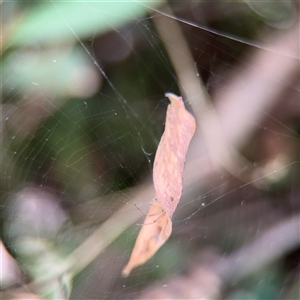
[1,1,300,299]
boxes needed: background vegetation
[1,1,299,299]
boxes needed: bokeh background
[1,1,299,299]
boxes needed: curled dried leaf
[122,93,196,276]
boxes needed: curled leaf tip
[121,266,131,278]
[165,92,183,104]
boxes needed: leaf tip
[165,92,183,104]
[121,264,131,277]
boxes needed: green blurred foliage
[9,0,163,46]
[225,267,284,300]
[246,0,296,28]
[1,0,166,199]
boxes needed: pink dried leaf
[122,93,196,276]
